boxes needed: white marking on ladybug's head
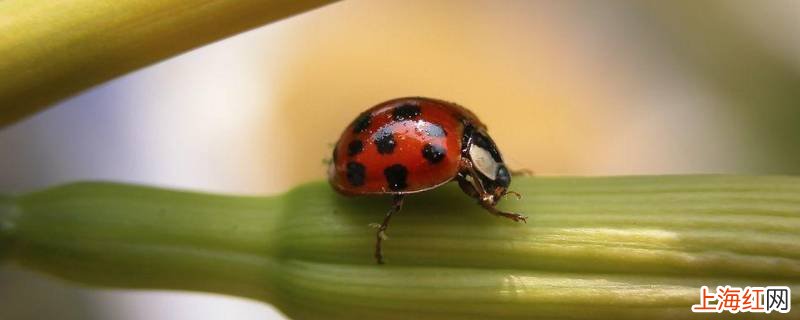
[469,144,499,180]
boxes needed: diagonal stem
[0,0,338,128]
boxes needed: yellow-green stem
[0,0,337,127]
[1,176,798,319]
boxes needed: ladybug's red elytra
[329,97,527,264]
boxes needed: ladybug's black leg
[458,158,488,194]
[459,159,527,223]
[457,173,480,198]
[374,194,404,264]
[479,200,527,223]
[458,158,489,195]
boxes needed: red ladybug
[329,97,526,264]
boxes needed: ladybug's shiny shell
[329,97,485,195]
[329,97,526,264]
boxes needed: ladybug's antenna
[502,190,522,200]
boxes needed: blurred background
[1,0,799,319]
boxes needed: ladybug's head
[461,126,513,205]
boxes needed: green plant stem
[0,0,337,128]
[1,176,799,319]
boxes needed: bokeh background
[1,1,799,319]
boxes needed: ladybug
[329,97,526,264]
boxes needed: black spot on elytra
[421,123,446,137]
[352,113,371,133]
[347,140,363,156]
[374,129,396,154]
[422,143,446,164]
[384,164,408,191]
[346,162,366,186]
[392,103,421,121]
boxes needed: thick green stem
[2,176,799,319]
[4,183,283,300]
[0,0,337,128]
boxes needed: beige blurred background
[1,1,799,319]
